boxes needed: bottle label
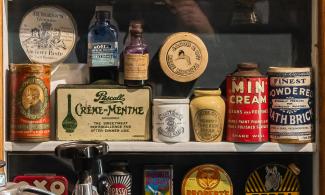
[107,175,132,195]
[124,53,149,80]
[88,42,118,67]
[194,109,222,142]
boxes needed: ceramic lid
[159,32,208,82]
[268,66,311,73]
[19,6,77,64]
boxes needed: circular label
[107,175,132,195]
[182,164,233,195]
[159,32,208,82]
[245,163,300,194]
[18,77,49,120]
[194,109,222,142]
[19,6,76,64]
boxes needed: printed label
[269,71,312,142]
[124,53,149,80]
[182,164,233,195]
[194,109,222,142]
[245,164,300,195]
[226,77,269,142]
[19,6,76,64]
[107,175,132,195]
[156,110,185,138]
[166,40,202,77]
[18,77,49,120]
[144,168,172,195]
[88,42,118,67]
[57,88,150,141]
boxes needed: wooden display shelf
[4,141,316,153]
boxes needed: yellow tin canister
[182,164,233,195]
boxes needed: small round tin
[19,6,77,64]
[268,67,313,143]
[159,32,208,82]
[182,164,233,195]
[10,64,51,142]
[152,98,190,143]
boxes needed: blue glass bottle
[88,10,119,83]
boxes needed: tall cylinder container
[10,64,51,142]
[226,63,268,143]
[190,88,225,142]
[268,67,313,143]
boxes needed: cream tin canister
[56,85,151,141]
[268,67,313,143]
[152,98,190,143]
[19,6,77,64]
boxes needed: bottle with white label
[88,10,119,83]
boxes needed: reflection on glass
[166,0,214,33]
[231,0,259,25]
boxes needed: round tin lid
[245,163,300,194]
[159,32,208,82]
[268,66,311,73]
[181,164,233,195]
[19,6,77,64]
[153,98,190,105]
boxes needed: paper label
[88,42,118,67]
[124,53,149,80]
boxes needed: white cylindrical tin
[268,67,313,143]
[152,98,190,143]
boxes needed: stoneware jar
[152,98,190,143]
[190,89,225,142]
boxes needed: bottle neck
[129,33,143,45]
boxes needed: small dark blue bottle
[88,10,119,83]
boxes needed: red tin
[10,64,51,142]
[14,175,68,195]
[226,63,268,142]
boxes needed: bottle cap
[159,32,208,82]
[237,62,258,70]
[19,6,77,64]
[96,10,111,19]
[129,20,143,34]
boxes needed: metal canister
[10,64,51,142]
[268,67,313,143]
[107,162,132,195]
[226,63,268,143]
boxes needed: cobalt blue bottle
[88,10,119,83]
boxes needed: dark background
[6,0,314,194]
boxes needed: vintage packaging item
[10,64,51,142]
[19,6,77,64]
[159,32,208,82]
[190,88,225,142]
[182,164,233,195]
[56,85,151,141]
[245,163,300,195]
[152,98,190,143]
[268,67,313,143]
[14,175,68,195]
[226,63,268,143]
[144,165,173,195]
[107,162,132,195]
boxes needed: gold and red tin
[182,164,233,195]
[10,64,51,142]
[226,63,268,143]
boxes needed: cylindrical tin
[107,162,132,195]
[226,63,268,143]
[152,98,190,143]
[10,64,51,142]
[190,89,225,142]
[268,67,313,143]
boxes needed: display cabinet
[0,0,322,194]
